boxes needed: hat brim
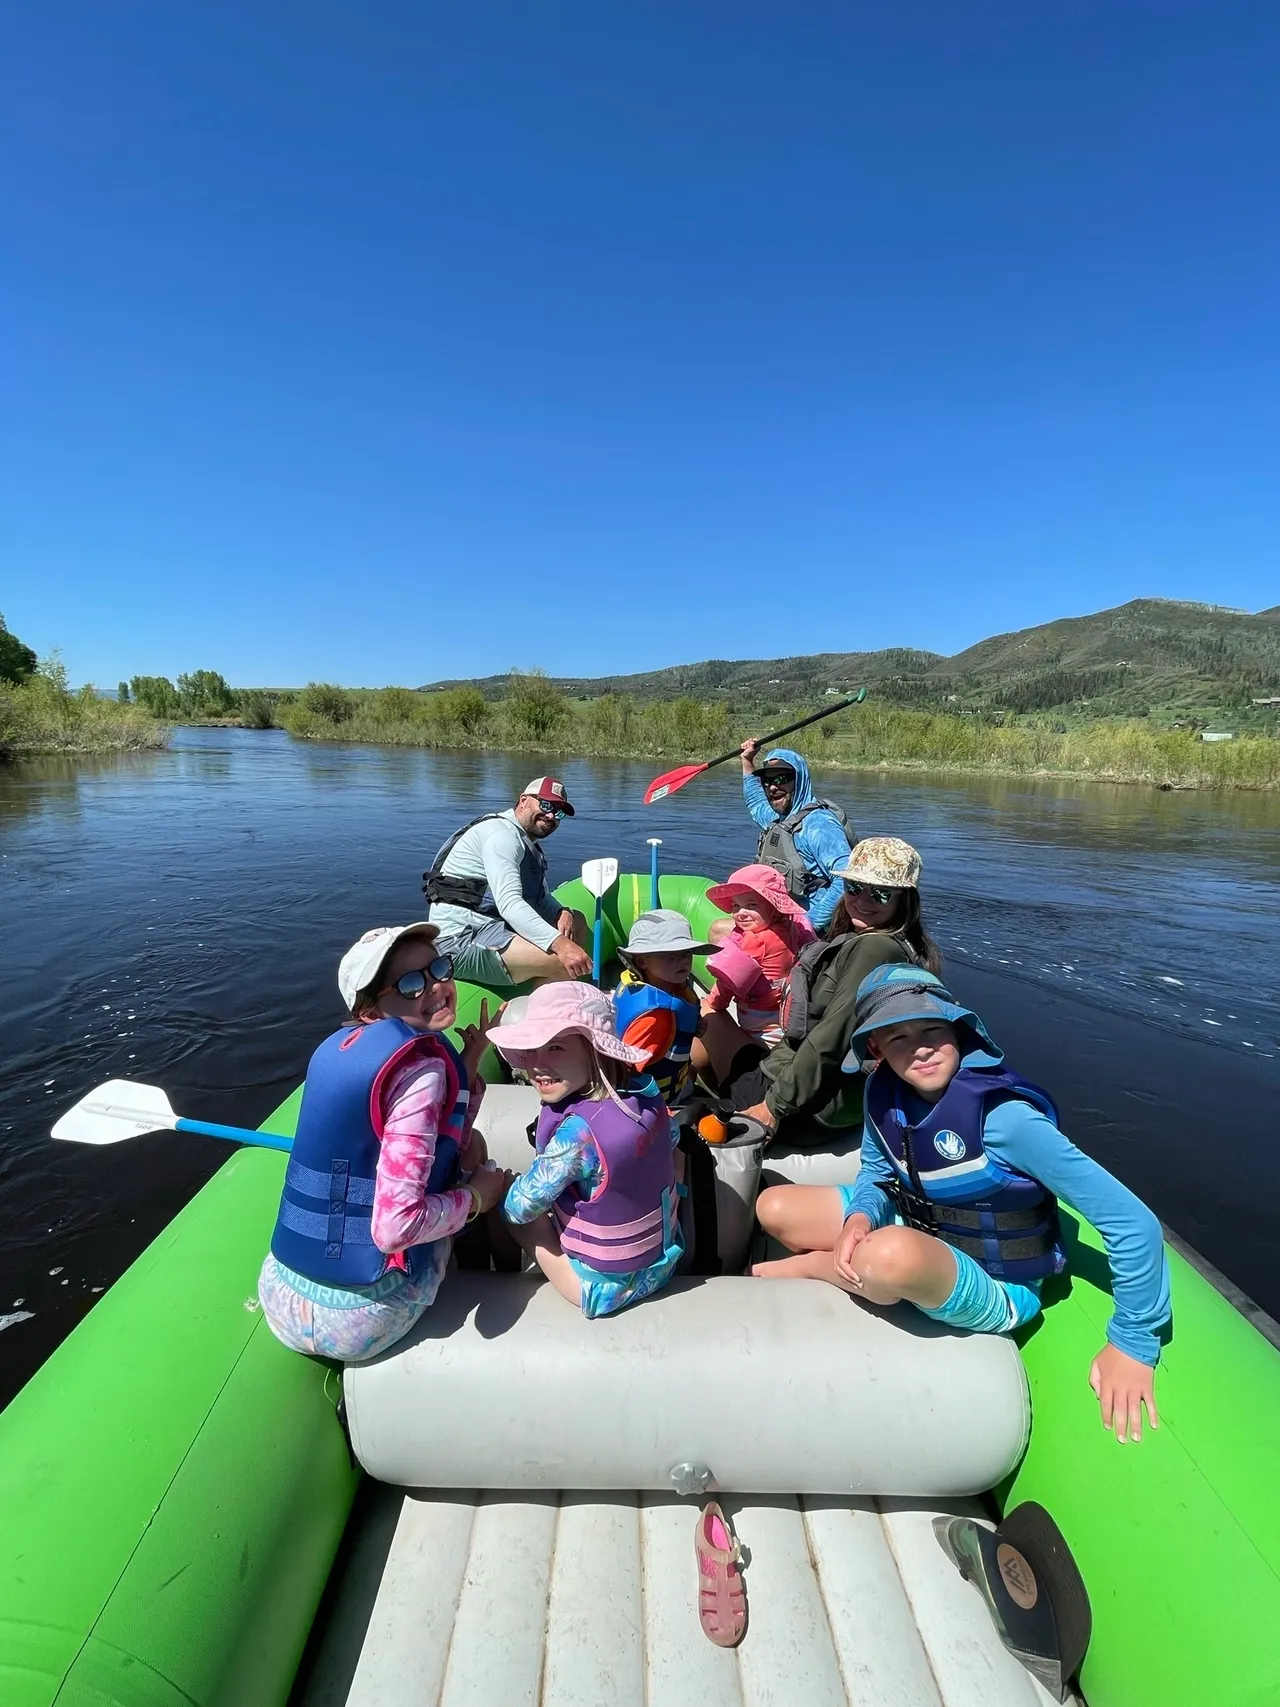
[486,1016,646,1065]
[618,940,713,967]
[840,991,1002,1071]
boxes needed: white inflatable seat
[296,1483,1070,1707]
[343,1271,1029,1497]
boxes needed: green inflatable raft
[1,873,1277,1707]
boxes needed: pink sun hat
[486,980,647,1064]
[706,863,812,927]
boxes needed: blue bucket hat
[841,964,1002,1071]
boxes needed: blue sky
[2,3,1277,688]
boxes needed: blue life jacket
[270,1018,467,1289]
[613,971,700,1106]
[423,811,549,919]
[863,1064,1065,1283]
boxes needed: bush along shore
[0,661,167,761]
[271,672,1280,791]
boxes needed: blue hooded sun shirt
[743,747,853,929]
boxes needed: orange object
[697,1113,729,1144]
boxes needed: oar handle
[175,1117,293,1153]
[701,689,868,773]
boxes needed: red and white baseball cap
[521,776,575,816]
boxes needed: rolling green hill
[425,599,1280,729]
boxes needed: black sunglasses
[535,800,567,821]
[382,955,454,998]
[844,880,898,906]
[760,769,795,787]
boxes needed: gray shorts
[434,917,517,988]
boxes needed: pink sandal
[695,1500,747,1647]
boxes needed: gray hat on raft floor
[841,964,1002,1072]
[618,909,714,968]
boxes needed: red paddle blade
[643,761,709,805]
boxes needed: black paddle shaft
[702,688,867,772]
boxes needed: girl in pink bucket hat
[703,865,817,1048]
[488,983,685,1319]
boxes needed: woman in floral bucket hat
[733,836,942,1142]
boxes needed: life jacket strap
[878,1176,1059,1266]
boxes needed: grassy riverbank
[276,680,1280,790]
[0,665,167,759]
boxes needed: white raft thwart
[297,1485,1068,1707]
[343,1272,1030,1497]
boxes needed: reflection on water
[2,727,1278,1402]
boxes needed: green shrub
[299,682,354,724]
[238,691,276,729]
[504,670,569,742]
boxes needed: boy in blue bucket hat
[753,964,1171,1444]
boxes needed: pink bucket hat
[706,863,811,926]
[706,942,765,1002]
[486,981,647,1064]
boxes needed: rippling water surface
[3,727,1277,1402]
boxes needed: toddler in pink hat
[704,865,817,1048]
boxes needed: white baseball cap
[338,921,440,1011]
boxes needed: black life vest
[423,812,548,917]
[756,800,852,903]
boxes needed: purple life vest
[864,1063,1065,1283]
[536,1082,677,1274]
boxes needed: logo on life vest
[933,1129,966,1161]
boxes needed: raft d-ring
[668,1461,714,1497]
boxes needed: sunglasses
[535,800,567,821]
[843,880,898,906]
[760,770,794,787]
[381,954,454,998]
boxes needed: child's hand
[459,1127,488,1174]
[472,1163,507,1214]
[1089,1343,1159,1443]
[457,999,491,1073]
[834,1213,874,1285]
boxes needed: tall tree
[0,614,38,685]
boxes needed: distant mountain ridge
[423,598,1280,723]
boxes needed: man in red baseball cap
[422,777,591,986]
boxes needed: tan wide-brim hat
[834,836,922,890]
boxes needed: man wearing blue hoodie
[739,741,853,931]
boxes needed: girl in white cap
[258,923,504,1361]
[489,983,684,1318]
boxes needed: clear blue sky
[2,3,1277,688]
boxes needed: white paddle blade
[580,858,619,899]
[51,1079,180,1146]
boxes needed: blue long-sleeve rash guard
[845,1089,1171,1366]
[743,747,852,930]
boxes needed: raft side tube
[0,1145,359,1707]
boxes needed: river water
[3,728,1278,1405]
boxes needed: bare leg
[507,1214,583,1307]
[500,911,589,985]
[753,1223,957,1309]
[707,917,734,947]
[695,1010,757,1086]
[754,1184,847,1253]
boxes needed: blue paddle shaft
[175,1117,293,1153]
[649,841,661,909]
[592,897,603,986]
